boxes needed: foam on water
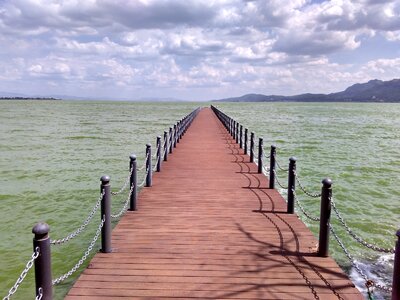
[350,254,394,299]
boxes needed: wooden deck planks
[66,108,363,299]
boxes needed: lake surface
[1,100,399,299]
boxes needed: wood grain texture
[66,108,363,299]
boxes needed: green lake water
[1,100,399,299]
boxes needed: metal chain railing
[52,217,105,285]
[137,153,149,171]
[213,106,395,297]
[330,224,392,294]
[50,191,104,245]
[2,109,201,299]
[262,164,270,175]
[294,172,321,198]
[331,198,395,254]
[137,168,148,188]
[111,183,134,219]
[111,166,134,196]
[3,247,40,300]
[273,169,288,189]
[35,288,43,300]
[293,190,320,222]
[263,152,270,161]
[275,155,289,172]
[153,155,160,172]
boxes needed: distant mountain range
[213,79,400,102]
[0,92,186,102]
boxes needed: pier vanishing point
[63,107,364,300]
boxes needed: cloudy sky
[0,0,399,100]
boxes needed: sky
[0,0,399,101]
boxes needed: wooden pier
[66,108,363,299]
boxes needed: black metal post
[236,123,239,143]
[156,136,161,172]
[318,178,332,257]
[173,124,177,148]
[32,223,52,300]
[129,154,137,211]
[163,131,168,162]
[392,230,400,300]
[180,119,184,139]
[239,125,243,149]
[258,137,263,174]
[269,145,276,189]
[176,122,180,143]
[100,175,111,253]
[233,121,236,139]
[250,132,255,163]
[287,157,297,214]
[244,128,248,155]
[146,144,152,187]
[169,127,173,154]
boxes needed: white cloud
[0,0,399,99]
[363,58,400,77]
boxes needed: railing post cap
[157,135,161,139]
[164,130,167,134]
[322,178,333,187]
[259,137,264,141]
[101,175,111,184]
[130,154,137,160]
[271,144,276,149]
[289,156,297,162]
[146,143,151,148]
[32,222,50,237]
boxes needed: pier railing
[211,105,399,300]
[2,108,200,300]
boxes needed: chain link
[263,152,270,161]
[262,164,270,176]
[273,169,288,189]
[111,166,134,196]
[293,190,320,222]
[137,153,149,171]
[52,217,105,285]
[375,282,393,293]
[275,155,289,172]
[153,155,160,172]
[35,288,43,300]
[51,191,104,245]
[294,172,321,198]
[137,168,148,188]
[330,224,393,293]
[111,183,134,219]
[3,247,40,300]
[330,225,371,281]
[331,198,395,254]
